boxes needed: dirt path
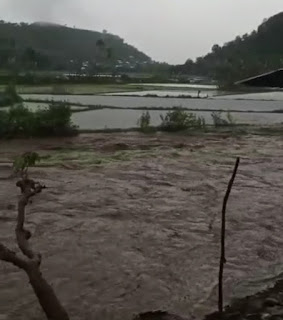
[1,133,283,320]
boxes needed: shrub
[13,152,41,177]
[33,103,78,136]
[7,105,34,137]
[0,84,22,107]
[137,111,152,133]
[0,103,78,138]
[211,110,236,127]
[159,108,206,132]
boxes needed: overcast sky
[0,0,282,64]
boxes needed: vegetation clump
[13,151,41,177]
[0,103,78,138]
[211,111,236,127]
[0,84,22,107]
[137,111,156,133]
[159,108,206,132]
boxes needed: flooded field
[215,91,283,101]
[22,94,283,112]
[105,90,218,98]
[19,93,283,129]
[1,133,283,320]
[72,108,283,130]
[129,83,218,90]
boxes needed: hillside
[172,12,283,86]
[0,21,151,73]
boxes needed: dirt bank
[1,133,283,320]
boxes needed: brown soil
[1,133,283,320]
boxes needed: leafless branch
[0,178,69,320]
[0,243,27,269]
[15,179,45,261]
[218,157,240,314]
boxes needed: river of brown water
[1,133,283,320]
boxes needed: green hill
[0,20,151,73]
[172,11,283,86]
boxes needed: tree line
[171,12,283,87]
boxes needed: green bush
[0,103,78,138]
[160,108,206,132]
[211,110,236,127]
[13,151,41,177]
[33,104,77,136]
[0,84,23,107]
[137,111,152,133]
[8,104,35,136]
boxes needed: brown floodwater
[1,133,283,320]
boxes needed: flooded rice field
[215,91,283,101]
[1,133,283,320]
[21,94,283,112]
[72,108,283,130]
[20,93,283,129]
[104,90,218,98]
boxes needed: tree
[96,38,105,48]
[0,159,70,320]
[212,44,220,54]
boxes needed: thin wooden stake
[218,157,240,314]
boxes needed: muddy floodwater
[1,133,283,320]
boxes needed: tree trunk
[26,263,70,320]
[1,178,70,320]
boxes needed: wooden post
[218,157,240,314]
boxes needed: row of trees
[171,12,283,87]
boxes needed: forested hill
[0,21,151,72]
[173,11,283,86]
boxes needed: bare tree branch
[218,157,240,314]
[0,243,28,269]
[15,179,44,261]
[0,177,70,320]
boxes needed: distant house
[236,69,283,88]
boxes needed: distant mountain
[0,20,151,73]
[172,12,283,86]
